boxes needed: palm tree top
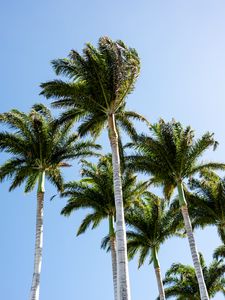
[126,194,183,267]
[61,155,147,235]
[0,104,101,193]
[41,37,140,112]
[127,119,225,199]
[186,171,225,242]
[40,36,149,138]
[162,253,225,299]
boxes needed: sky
[1,1,225,299]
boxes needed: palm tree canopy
[127,119,225,199]
[40,36,148,138]
[184,171,225,243]
[161,253,225,299]
[0,104,101,192]
[61,155,147,235]
[125,194,183,268]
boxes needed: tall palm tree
[125,193,182,300]
[187,171,225,243]
[0,104,100,300]
[40,36,148,300]
[161,254,225,299]
[127,119,225,300]
[61,155,147,300]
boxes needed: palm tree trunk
[177,182,209,300]
[109,215,118,300]
[152,247,165,300]
[29,172,45,300]
[108,113,131,300]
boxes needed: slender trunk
[109,215,118,300]
[177,182,209,300]
[152,247,165,300]
[108,114,131,300]
[29,172,45,300]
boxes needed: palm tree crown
[162,254,225,299]
[126,194,182,268]
[127,119,223,199]
[187,171,225,243]
[61,155,146,236]
[40,36,147,138]
[0,104,100,192]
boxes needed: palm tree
[0,104,100,300]
[187,171,225,243]
[161,254,225,299]
[40,36,148,300]
[127,119,225,300]
[61,155,147,300]
[125,193,182,300]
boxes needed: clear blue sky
[1,1,225,299]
